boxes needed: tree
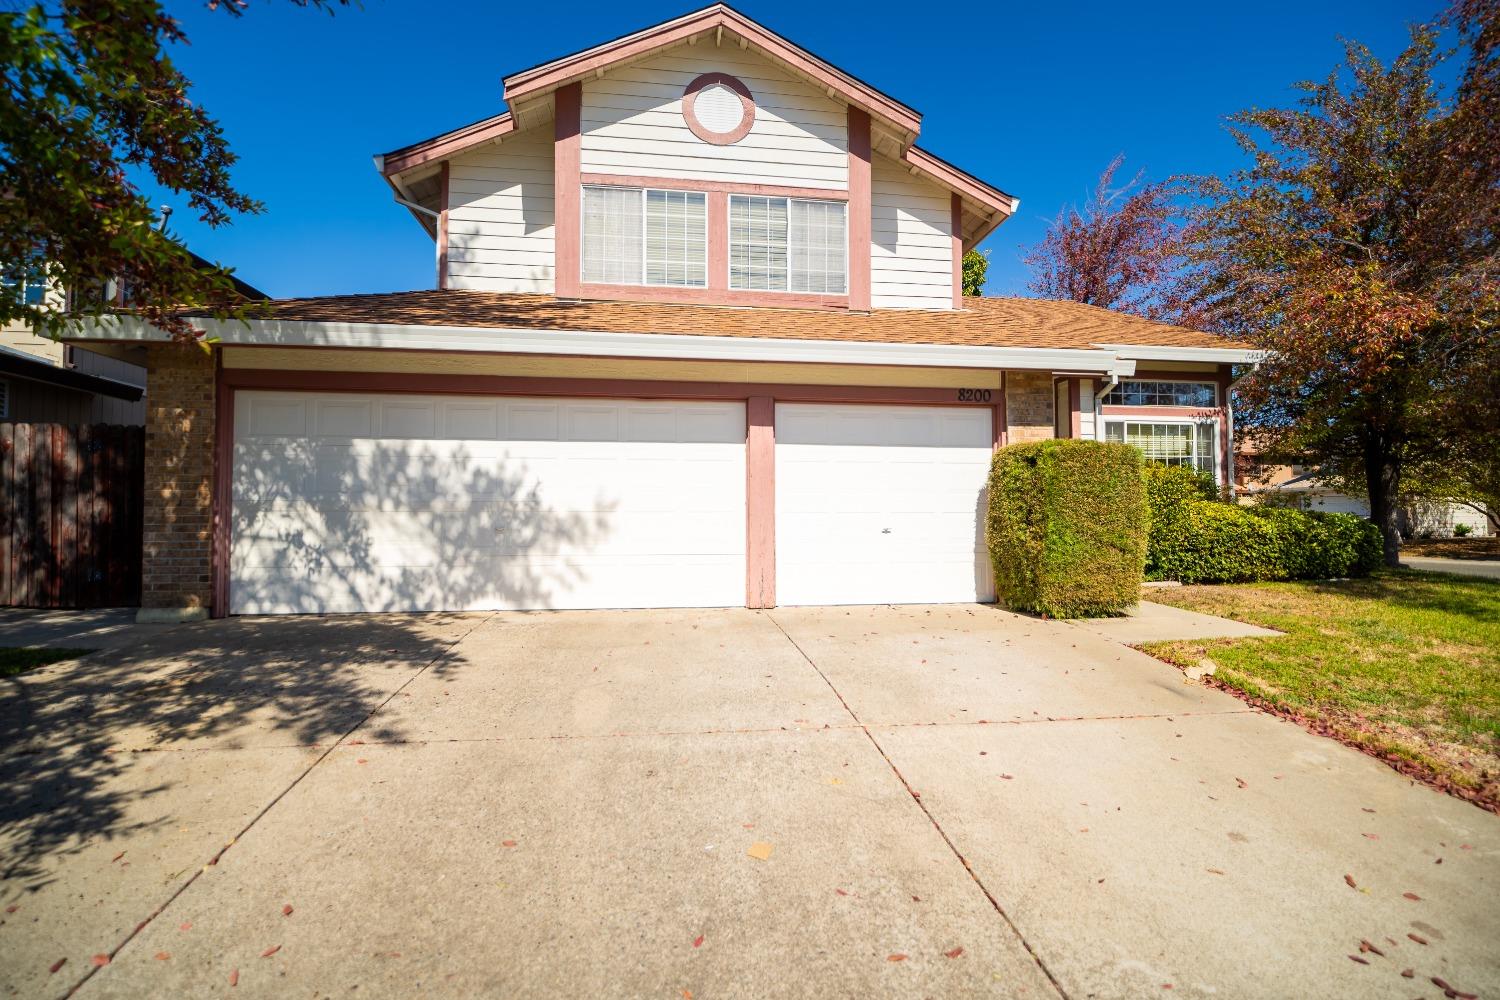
[1180,8,1499,566]
[1021,154,1183,320]
[0,0,344,341]
[961,248,988,297]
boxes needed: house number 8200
[956,389,993,402]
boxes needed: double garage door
[230,392,993,614]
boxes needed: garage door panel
[232,392,746,614]
[775,403,993,607]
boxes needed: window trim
[728,192,848,297]
[1102,378,1219,408]
[1102,416,1221,484]
[580,184,708,289]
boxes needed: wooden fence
[0,423,144,608]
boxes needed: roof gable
[501,4,921,141]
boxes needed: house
[1243,473,1493,538]
[1,251,267,426]
[64,4,1259,621]
[2,274,147,425]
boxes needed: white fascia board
[1092,343,1267,365]
[71,316,1138,375]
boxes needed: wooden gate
[0,423,144,608]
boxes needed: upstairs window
[1103,379,1216,407]
[582,186,707,287]
[729,195,846,295]
[2,261,48,307]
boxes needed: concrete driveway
[2,606,1496,999]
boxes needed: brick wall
[1005,371,1055,444]
[141,344,216,612]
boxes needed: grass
[1140,570,1500,810]
[0,647,94,677]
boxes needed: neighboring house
[1,252,266,425]
[1245,473,1493,538]
[65,4,1259,620]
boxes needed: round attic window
[683,72,755,145]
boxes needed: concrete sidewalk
[2,605,1495,1000]
[1066,598,1283,645]
[1402,556,1500,580]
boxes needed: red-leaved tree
[1022,155,1184,321]
[1178,3,1499,565]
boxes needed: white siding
[580,45,848,190]
[446,125,556,293]
[870,154,953,309]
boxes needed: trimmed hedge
[1143,464,1382,583]
[987,440,1148,618]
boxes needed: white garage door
[775,403,994,606]
[231,392,746,614]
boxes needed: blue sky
[151,0,1444,299]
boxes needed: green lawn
[1140,570,1500,810]
[0,647,94,677]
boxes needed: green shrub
[987,440,1148,617]
[1454,522,1473,537]
[1143,463,1383,582]
[1142,465,1218,580]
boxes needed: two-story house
[68,4,1258,621]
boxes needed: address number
[956,389,993,402]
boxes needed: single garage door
[231,391,746,614]
[775,403,994,606]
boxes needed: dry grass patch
[1140,571,1499,810]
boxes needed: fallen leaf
[154,952,170,961]
[692,935,704,948]
[260,945,280,958]
[887,954,908,962]
[111,851,126,863]
[742,823,755,830]
[49,958,66,974]
[282,904,294,916]
[1361,807,1375,813]
[998,773,1014,780]
[356,759,368,765]
[1408,932,1429,945]
[1362,833,1380,841]
[682,991,692,1000]
[1403,892,1421,901]
[1234,778,1247,789]
[1401,968,1414,978]
[1206,868,1225,875]
[179,922,192,932]
[1360,939,1384,957]
[944,947,964,959]
[502,840,518,848]
[92,954,110,967]
[1343,874,1357,889]
[229,968,239,987]
[834,889,849,897]
[746,842,774,861]
[1347,955,1369,965]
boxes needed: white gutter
[72,316,1142,376]
[1092,343,1267,365]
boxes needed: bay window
[582,186,707,287]
[729,194,846,294]
[1104,420,1217,479]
